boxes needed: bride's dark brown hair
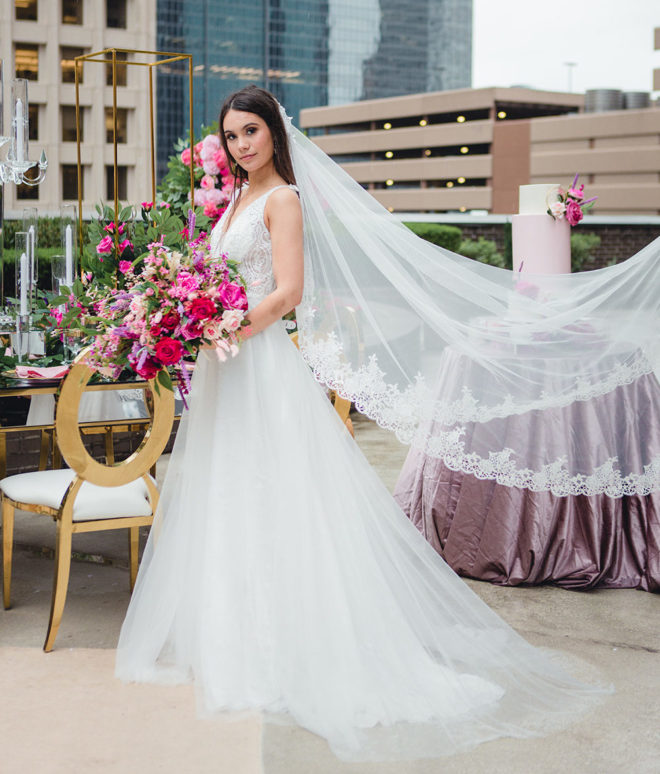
[219,85,296,226]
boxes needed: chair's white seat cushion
[0,469,155,522]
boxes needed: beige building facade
[300,86,660,216]
[1,0,156,218]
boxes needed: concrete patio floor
[1,414,658,773]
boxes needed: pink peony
[213,147,228,168]
[96,235,113,254]
[180,148,192,166]
[565,199,584,226]
[218,281,248,311]
[118,260,132,274]
[203,201,220,218]
[175,272,200,296]
[200,174,216,190]
[202,159,220,176]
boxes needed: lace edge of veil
[298,326,660,498]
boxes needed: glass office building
[156,0,472,178]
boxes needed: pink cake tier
[512,184,571,274]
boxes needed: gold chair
[1,351,175,651]
[289,332,354,438]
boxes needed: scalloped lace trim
[298,329,660,497]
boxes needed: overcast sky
[472,0,660,95]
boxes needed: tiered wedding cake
[512,184,571,274]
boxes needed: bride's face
[223,109,275,174]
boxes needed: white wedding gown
[116,185,606,761]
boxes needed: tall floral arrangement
[158,122,235,226]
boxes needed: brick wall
[455,222,660,269]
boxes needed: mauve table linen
[394,373,660,592]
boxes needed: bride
[115,85,618,762]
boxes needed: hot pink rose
[96,236,113,254]
[119,239,133,254]
[568,185,584,201]
[565,199,584,226]
[187,297,216,320]
[180,148,192,166]
[154,337,184,365]
[134,356,160,380]
[180,320,202,340]
[118,260,132,274]
[218,282,248,311]
[141,201,154,211]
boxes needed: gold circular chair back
[55,350,176,487]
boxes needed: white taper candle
[65,225,73,286]
[20,252,29,315]
[16,98,25,163]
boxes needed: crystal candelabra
[0,68,48,186]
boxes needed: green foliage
[570,231,603,272]
[457,237,507,268]
[82,201,212,286]
[404,223,463,253]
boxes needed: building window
[106,165,128,201]
[62,0,82,24]
[105,60,127,87]
[15,0,38,21]
[106,0,126,28]
[16,167,40,199]
[28,104,38,141]
[105,107,128,144]
[15,44,39,80]
[62,164,82,200]
[61,47,85,84]
[62,105,82,142]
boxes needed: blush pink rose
[180,148,192,166]
[200,174,216,190]
[565,199,584,226]
[221,308,243,331]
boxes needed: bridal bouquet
[84,228,249,401]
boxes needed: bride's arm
[239,187,304,340]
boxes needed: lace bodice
[210,185,296,306]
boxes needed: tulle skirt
[115,321,608,761]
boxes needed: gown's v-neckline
[218,184,287,240]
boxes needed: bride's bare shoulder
[264,185,301,227]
